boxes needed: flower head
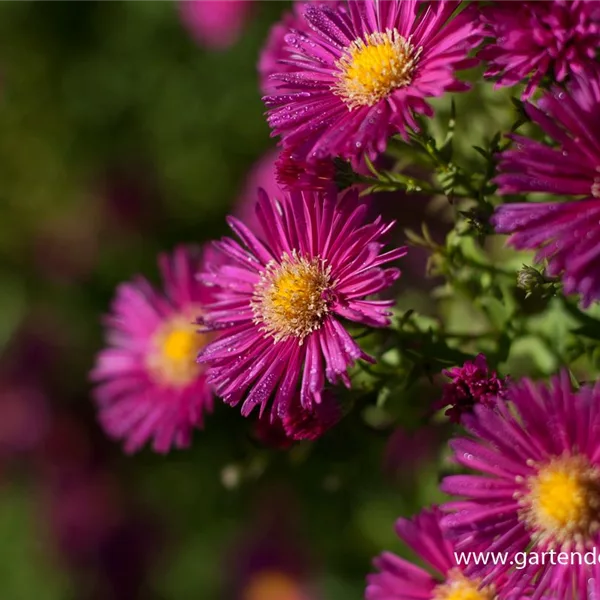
[198,188,406,420]
[264,0,481,166]
[366,507,504,600]
[441,373,600,598]
[492,71,600,307]
[435,354,507,424]
[479,0,600,99]
[91,246,214,454]
[179,0,253,50]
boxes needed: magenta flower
[366,507,506,600]
[441,373,600,598]
[179,0,253,50]
[91,246,214,454]
[274,149,337,193]
[252,413,295,450]
[435,354,507,424]
[264,0,481,166]
[258,1,344,95]
[492,72,600,307]
[253,390,340,448]
[281,390,341,441]
[197,188,406,420]
[480,0,600,99]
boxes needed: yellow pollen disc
[521,454,600,547]
[333,28,421,110]
[432,569,496,600]
[251,251,332,344]
[147,314,206,387]
[243,571,304,600]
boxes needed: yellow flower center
[147,314,206,387]
[333,28,421,110]
[432,570,495,600]
[243,571,304,600]
[520,454,600,547]
[251,251,332,343]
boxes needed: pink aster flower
[197,188,406,420]
[480,0,600,99]
[91,246,214,454]
[179,0,253,51]
[441,372,600,598]
[435,354,507,424]
[366,507,515,600]
[258,1,344,95]
[264,0,481,166]
[492,71,600,307]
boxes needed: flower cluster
[89,1,600,598]
[93,187,406,452]
[371,374,600,599]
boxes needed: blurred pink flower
[91,245,215,454]
[0,321,60,462]
[37,415,161,600]
[383,424,442,481]
[179,0,254,50]
[227,491,319,600]
[0,381,48,459]
[234,149,282,230]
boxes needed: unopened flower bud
[517,265,546,296]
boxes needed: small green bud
[517,265,559,299]
[517,265,545,291]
